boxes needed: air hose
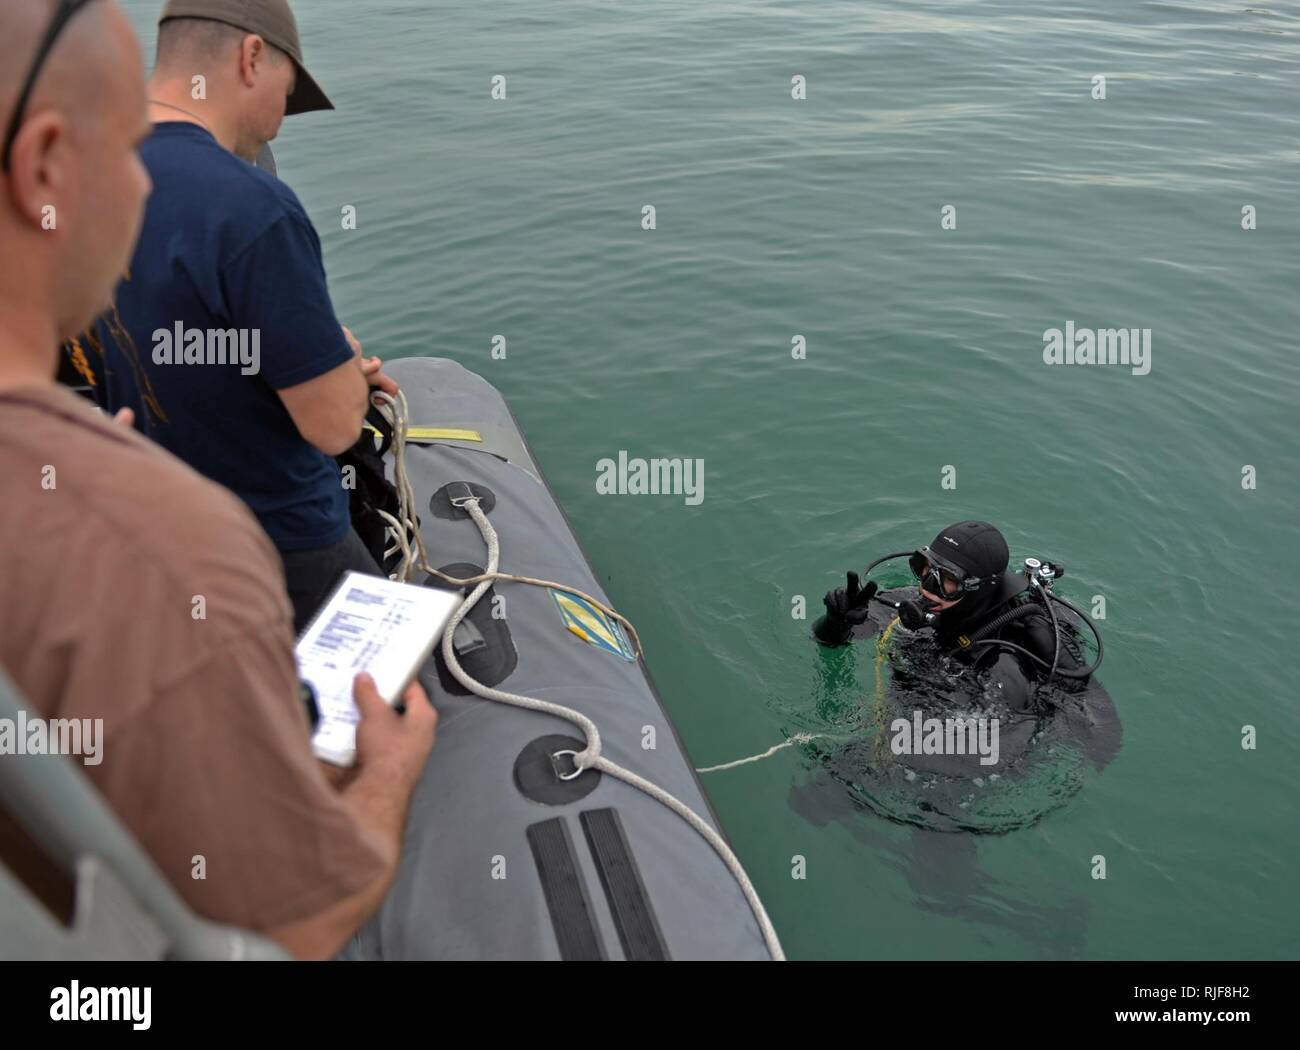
[963,592,1103,680]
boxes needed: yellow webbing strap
[366,424,483,443]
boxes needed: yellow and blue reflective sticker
[550,589,636,662]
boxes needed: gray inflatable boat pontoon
[349,357,776,960]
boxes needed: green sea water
[122,0,1300,959]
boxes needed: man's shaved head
[156,17,252,72]
[0,0,151,376]
[0,2,69,119]
[3,2,118,156]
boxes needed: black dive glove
[813,572,878,645]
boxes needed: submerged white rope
[695,732,832,773]
[694,619,904,774]
[374,392,786,961]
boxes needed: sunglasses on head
[2,0,101,172]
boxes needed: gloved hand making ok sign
[813,571,879,646]
[823,571,879,625]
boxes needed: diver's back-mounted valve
[1024,557,1064,589]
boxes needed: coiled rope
[372,391,642,655]
[371,390,785,961]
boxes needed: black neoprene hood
[929,521,1010,582]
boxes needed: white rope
[372,393,644,655]
[696,732,831,773]
[373,394,786,961]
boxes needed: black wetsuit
[933,574,1083,666]
[927,573,1088,710]
[817,573,1088,712]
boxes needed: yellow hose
[870,618,900,749]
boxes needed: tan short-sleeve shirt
[0,385,388,931]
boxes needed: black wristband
[812,613,853,647]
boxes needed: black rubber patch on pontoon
[430,481,496,520]
[526,818,606,961]
[424,562,517,694]
[580,808,670,961]
[514,734,601,805]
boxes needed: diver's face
[917,558,964,610]
[920,585,962,611]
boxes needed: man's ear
[239,33,267,88]
[6,111,70,231]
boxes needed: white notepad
[296,572,460,766]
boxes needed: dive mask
[909,547,986,603]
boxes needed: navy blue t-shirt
[91,122,354,552]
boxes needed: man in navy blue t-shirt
[86,3,398,631]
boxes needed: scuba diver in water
[812,520,1103,712]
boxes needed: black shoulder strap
[365,403,395,457]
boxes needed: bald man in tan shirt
[0,0,435,959]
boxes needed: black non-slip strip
[526,818,606,961]
[580,808,670,961]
